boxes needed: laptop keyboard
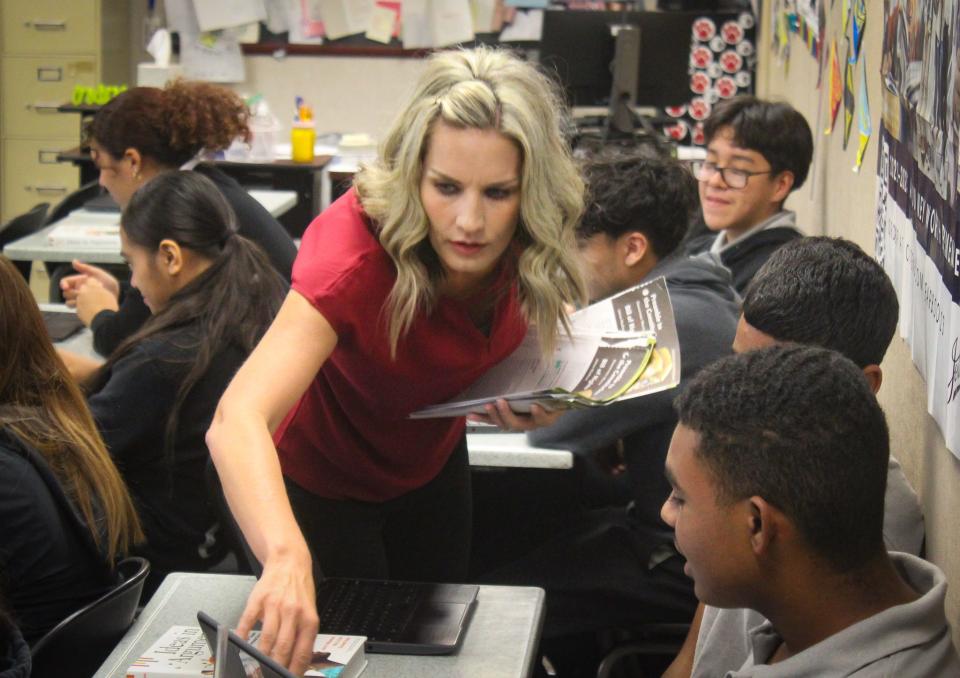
[42,310,85,342]
[316,579,421,641]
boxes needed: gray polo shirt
[692,552,960,677]
[693,455,925,676]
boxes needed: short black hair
[704,96,814,191]
[577,155,698,258]
[742,237,899,368]
[675,344,889,572]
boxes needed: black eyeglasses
[693,161,774,189]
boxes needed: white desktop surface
[94,573,545,678]
[466,433,573,470]
[3,189,297,265]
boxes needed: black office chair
[0,202,50,279]
[204,457,260,576]
[595,622,690,678]
[29,556,150,678]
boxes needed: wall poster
[875,0,960,457]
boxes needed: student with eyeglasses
[683,96,813,294]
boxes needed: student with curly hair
[663,345,958,676]
[0,256,142,644]
[60,80,296,356]
[207,46,588,673]
[665,237,925,677]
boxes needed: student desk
[3,190,297,266]
[93,572,545,678]
[467,432,573,470]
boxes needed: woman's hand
[236,545,319,677]
[468,399,564,432]
[75,277,120,325]
[61,260,120,308]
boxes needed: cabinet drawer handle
[26,185,68,194]
[24,21,67,31]
[26,103,60,113]
[38,150,61,164]
[37,67,63,82]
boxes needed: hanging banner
[875,0,960,458]
[825,37,842,134]
[854,54,871,172]
[851,0,866,61]
[843,40,855,148]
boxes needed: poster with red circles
[661,11,757,147]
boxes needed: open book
[410,276,680,418]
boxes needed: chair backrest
[44,180,104,226]
[204,457,261,576]
[29,556,150,678]
[0,202,49,248]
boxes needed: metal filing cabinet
[1,0,129,221]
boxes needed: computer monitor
[539,10,697,111]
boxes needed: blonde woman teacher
[207,46,586,674]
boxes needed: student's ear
[770,170,795,205]
[622,231,649,268]
[157,239,183,275]
[745,496,784,557]
[862,364,883,394]
[123,147,144,178]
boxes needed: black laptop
[315,578,478,655]
[41,309,85,342]
[199,577,477,658]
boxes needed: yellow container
[291,121,316,163]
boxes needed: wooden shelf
[241,42,430,58]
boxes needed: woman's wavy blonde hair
[355,46,586,358]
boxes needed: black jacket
[87,323,247,575]
[682,211,804,295]
[0,430,113,645]
[89,165,296,355]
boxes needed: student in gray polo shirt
[661,345,959,676]
[664,237,927,678]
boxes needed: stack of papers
[47,211,121,249]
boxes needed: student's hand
[56,348,102,387]
[236,546,319,677]
[468,399,564,432]
[61,260,120,306]
[74,277,120,326]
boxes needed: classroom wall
[756,3,960,645]
[236,55,426,140]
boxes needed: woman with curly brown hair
[59,80,296,357]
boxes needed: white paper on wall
[192,0,267,32]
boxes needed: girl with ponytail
[78,171,285,589]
